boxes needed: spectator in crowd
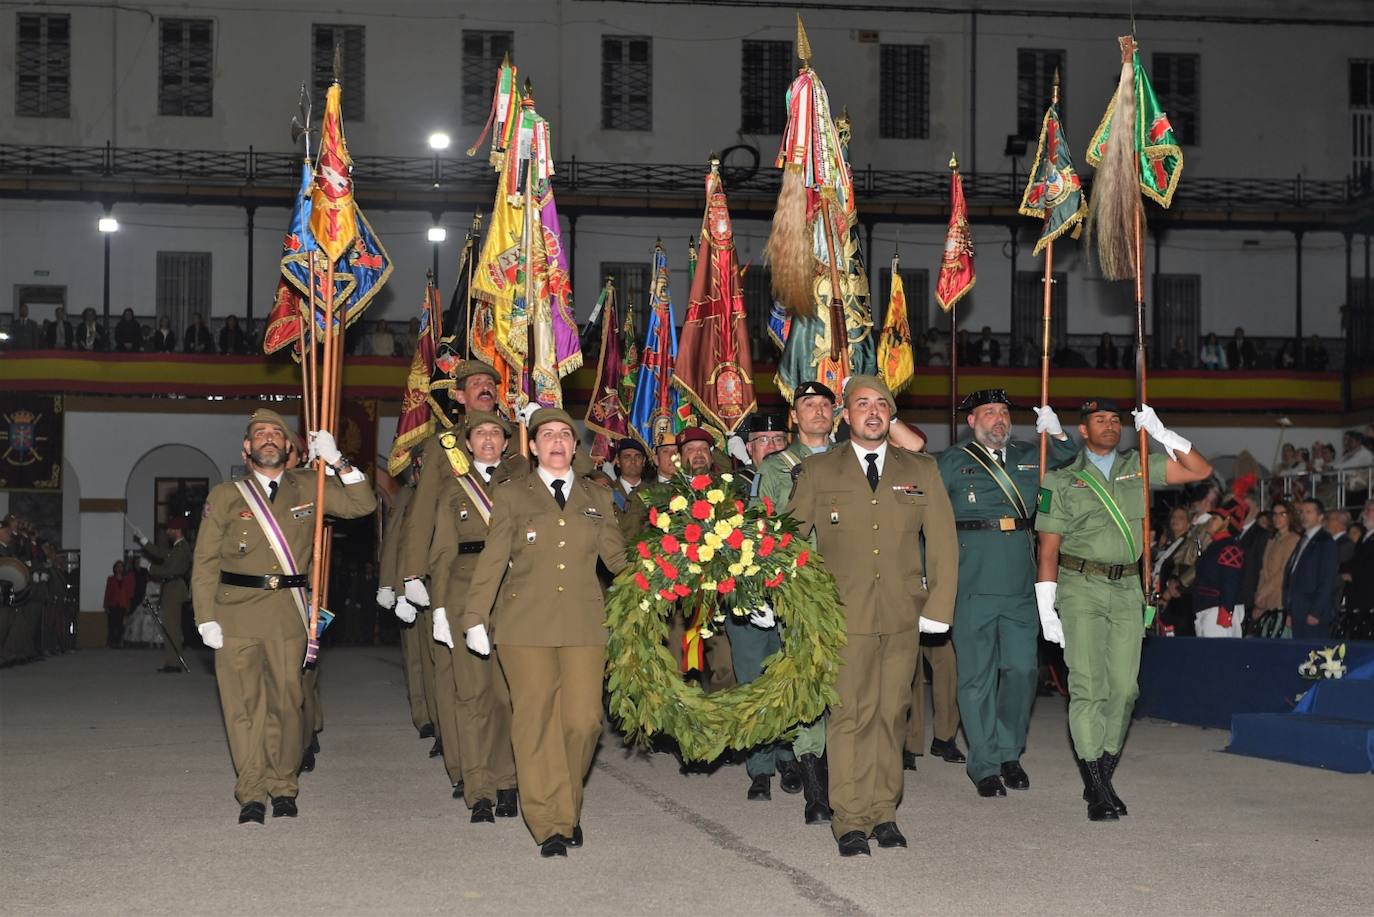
[184,313,214,354]
[1274,340,1298,369]
[151,316,177,352]
[1166,335,1192,369]
[1011,336,1036,368]
[925,328,949,366]
[1252,500,1299,629]
[1157,574,1193,636]
[368,321,399,357]
[44,306,74,350]
[914,330,932,365]
[1193,505,1246,637]
[1095,332,1120,369]
[1235,490,1271,616]
[103,559,136,649]
[114,308,143,353]
[218,314,248,355]
[397,317,421,358]
[1199,332,1227,370]
[75,308,108,352]
[1153,506,1194,586]
[972,325,1000,366]
[1342,501,1374,638]
[7,303,42,350]
[1053,342,1089,368]
[1303,334,1329,371]
[954,328,971,365]
[1326,509,1355,609]
[1333,429,1373,507]
[1284,498,1339,638]
[1226,326,1258,370]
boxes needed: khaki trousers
[451,644,517,805]
[215,634,306,805]
[828,629,920,839]
[399,619,429,731]
[667,610,736,693]
[159,586,187,669]
[496,645,604,844]
[429,637,464,785]
[302,663,322,746]
[905,638,960,752]
[415,609,441,734]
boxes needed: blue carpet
[1228,655,1374,773]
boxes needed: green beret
[464,410,512,438]
[528,407,576,437]
[453,359,500,385]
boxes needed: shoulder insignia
[439,431,458,450]
[790,464,805,481]
[1036,488,1052,513]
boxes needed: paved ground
[2,646,1370,916]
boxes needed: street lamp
[428,225,446,285]
[98,217,120,233]
[428,132,451,151]
[98,212,119,328]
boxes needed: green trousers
[725,616,794,776]
[951,593,1039,782]
[1057,572,1144,760]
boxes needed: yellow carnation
[745,565,760,576]
[697,545,715,562]
[655,513,672,532]
[706,489,726,505]
[728,562,745,576]
[713,520,733,538]
[704,532,722,550]
[687,563,702,575]
[728,514,744,527]
[668,495,688,512]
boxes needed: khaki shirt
[429,454,528,611]
[1035,448,1170,566]
[785,444,958,634]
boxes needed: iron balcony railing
[1,141,1368,210]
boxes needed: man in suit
[1283,499,1339,639]
[429,411,527,823]
[1343,500,1374,637]
[460,408,627,857]
[1235,496,1270,618]
[191,409,375,824]
[44,306,74,349]
[184,313,214,354]
[936,390,1076,797]
[7,304,42,350]
[1326,510,1356,618]
[137,516,194,673]
[785,375,958,857]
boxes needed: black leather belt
[955,517,1033,532]
[220,572,309,590]
[1059,553,1138,581]
[457,541,486,555]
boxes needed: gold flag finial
[948,152,959,171]
[1052,68,1060,105]
[522,77,533,100]
[796,14,812,66]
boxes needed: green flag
[1019,96,1088,256]
[1086,48,1183,208]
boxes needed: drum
[0,556,31,607]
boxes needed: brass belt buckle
[1107,565,1123,581]
[264,574,281,590]
[998,517,1016,532]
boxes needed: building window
[15,13,70,118]
[740,265,774,361]
[1012,271,1067,364]
[462,30,513,126]
[156,252,213,337]
[1152,52,1199,146]
[877,267,930,343]
[740,40,792,135]
[158,18,214,117]
[313,25,365,122]
[601,261,651,339]
[1353,60,1374,194]
[879,44,929,140]
[1156,273,1202,368]
[602,36,652,131]
[1016,48,1065,139]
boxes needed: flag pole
[306,258,335,662]
[464,212,481,360]
[817,197,850,376]
[518,84,536,458]
[1134,201,1153,599]
[1037,76,1061,484]
[947,154,959,445]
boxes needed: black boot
[1100,751,1128,816]
[1082,758,1120,822]
[798,753,832,825]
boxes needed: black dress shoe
[975,775,1007,797]
[238,802,266,825]
[568,825,583,848]
[429,738,443,758]
[271,796,298,818]
[470,799,495,823]
[902,750,919,771]
[930,737,966,764]
[495,788,519,818]
[418,723,435,739]
[157,665,182,673]
[871,822,907,848]
[540,836,568,858]
[1000,760,1030,790]
[836,830,871,857]
[308,732,320,755]
[451,781,465,800]
[299,749,315,773]
[777,759,802,795]
[747,773,771,800]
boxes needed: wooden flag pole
[307,261,335,656]
[518,134,537,459]
[949,299,958,444]
[1133,203,1154,599]
[817,197,851,376]
[464,212,481,360]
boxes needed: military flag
[263,162,313,356]
[877,257,915,395]
[1019,80,1087,257]
[935,159,976,311]
[309,83,358,264]
[387,279,443,477]
[618,279,640,430]
[628,243,681,449]
[584,278,630,461]
[673,166,756,435]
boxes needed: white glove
[918,616,950,634]
[375,586,396,609]
[433,607,454,648]
[309,430,342,466]
[518,402,540,427]
[748,605,776,629]
[132,526,147,546]
[465,623,491,657]
[198,621,224,649]
[1131,404,1192,460]
[404,577,430,606]
[394,596,417,624]
[1033,405,1064,438]
[1035,581,1065,648]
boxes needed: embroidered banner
[0,394,63,491]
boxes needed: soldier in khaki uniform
[785,376,958,857]
[138,516,192,673]
[191,409,375,824]
[377,462,432,738]
[461,408,627,857]
[1035,399,1211,821]
[428,411,527,823]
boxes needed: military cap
[743,413,788,435]
[165,515,188,532]
[792,380,837,404]
[615,437,647,458]
[844,374,897,408]
[453,359,501,385]
[244,408,292,441]
[464,410,512,438]
[528,407,576,437]
[1079,398,1124,420]
[959,388,1016,413]
[677,426,715,447]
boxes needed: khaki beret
[528,407,576,437]
[464,410,512,438]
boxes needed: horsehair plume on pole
[796,12,812,66]
[1084,36,1142,281]
[765,14,820,319]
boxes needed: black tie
[481,465,493,483]
[865,453,880,492]
[996,449,1006,468]
[1287,533,1309,576]
[268,480,278,503]
[552,479,566,510]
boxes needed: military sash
[456,471,494,527]
[961,443,1030,519]
[1072,470,1137,557]
[234,480,310,634]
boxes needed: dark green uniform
[1035,448,1168,761]
[938,436,1077,783]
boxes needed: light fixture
[428,132,451,151]
[427,226,447,243]
[98,217,119,233]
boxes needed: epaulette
[790,463,805,480]
[438,431,471,475]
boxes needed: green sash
[962,443,1030,519]
[1072,469,1137,558]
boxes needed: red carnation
[779,532,793,549]
[661,534,680,554]
[648,507,659,526]
[765,570,785,588]
[673,583,692,598]
[796,550,810,568]
[660,561,679,581]
[634,572,651,591]
[636,541,651,559]
[726,529,745,550]
[759,535,776,557]
[762,496,775,516]
[691,500,712,520]
[734,500,745,514]
[685,544,700,562]
[683,523,702,544]
[716,577,737,595]
[691,474,712,491]
[659,588,678,601]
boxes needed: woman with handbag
[1250,500,1299,637]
